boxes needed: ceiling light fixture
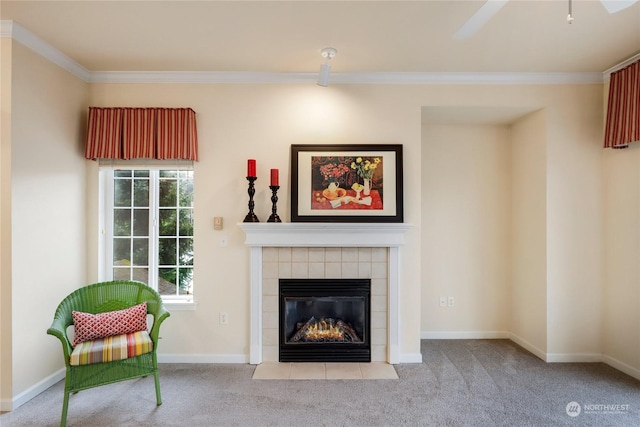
[317,47,337,87]
[567,0,574,23]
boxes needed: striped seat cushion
[70,331,153,366]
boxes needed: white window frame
[98,162,196,309]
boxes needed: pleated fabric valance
[604,60,640,149]
[85,107,198,161]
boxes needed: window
[101,167,194,301]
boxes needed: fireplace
[279,278,371,362]
[239,222,411,364]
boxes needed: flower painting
[311,155,384,211]
[291,144,403,223]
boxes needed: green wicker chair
[47,280,170,427]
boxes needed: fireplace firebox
[279,278,371,362]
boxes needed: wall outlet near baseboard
[448,296,455,307]
[439,296,446,307]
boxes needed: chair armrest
[47,315,73,365]
[149,305,171,344]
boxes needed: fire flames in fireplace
[289,316,362,343]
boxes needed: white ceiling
[2,0,639,75]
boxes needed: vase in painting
[363,178,371,196]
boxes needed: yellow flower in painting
[352,156,379,180]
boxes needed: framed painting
[290,144,403,223]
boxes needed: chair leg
[154,371,162,405]
[60,390,70,427]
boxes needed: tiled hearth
[239,223,410,365]
[253,362,399,380]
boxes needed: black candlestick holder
[243,176,260,222]
[267,185,282,223]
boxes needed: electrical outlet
[439,296,446,307]
[448,296,455,307]
[219,312,228,325]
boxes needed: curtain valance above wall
[604,60,639,149]
[85,107,199,161]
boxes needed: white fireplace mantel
[239,222,411,364]
[239,222,411,247]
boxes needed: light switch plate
[214,217,223,230]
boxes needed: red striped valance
[604,60,640,149]
[85,107,198,161]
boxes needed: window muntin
[104,168,194,299]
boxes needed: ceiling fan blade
[600,0,639,14]
[454,0,510,39]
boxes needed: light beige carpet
[2,340,639,426]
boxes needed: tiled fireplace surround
[239,223,410,365]
[264,246,386,362]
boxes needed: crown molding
[87,71,316,84]
[88,70,603,85]
[2,19,604,86]
[330,72,603,85]
[1,20,90,81]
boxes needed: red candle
[270,168,279,186]
[247,159,256,177]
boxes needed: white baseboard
[603,355,640,381]
[509,333,604,363]
[421,331,509,340]
[508,332,547,361]
[158,353,248,364]
[2,368,65,411]
[545,353,603,363]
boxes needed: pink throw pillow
[72,302,148,346]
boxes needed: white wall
[510,109,547,355]
[8,41,88,405]
[0,37,14,410]
[421,123,510,336]
[545,87,604,360]
[602,142,640,377]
